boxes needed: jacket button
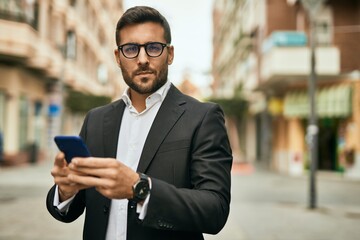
[103,206,109,214]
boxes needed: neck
[129,89,150,112]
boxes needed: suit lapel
[137,85,186,173]
[103,100,126,158]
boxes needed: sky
[123,0,214,92]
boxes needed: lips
[136,71,153,75]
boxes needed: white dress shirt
[54,81,171,240]
[106,81,170,240]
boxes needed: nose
[137,46,149,65]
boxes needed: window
[66,30,77,59]
[70,0,77,7]
[315,6,333,46]
[0,90,5,132]
[97,64,108,85]
[33,101,43,146]
[19,95,29,150]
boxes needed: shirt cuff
[53,185,76,214]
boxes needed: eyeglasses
[117,42,170,59]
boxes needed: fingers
[68,174,113,188]
[51,153,69,182]
[54,175,72,185]
[69,166,119,179]
[58,157,137,199]
[52,152,78,186]
[51,152,93,201]
[51,167,71,178]
[71,157,118,168]
[54,152,67,167]
[69,158,127,179]
[52,167,89,185]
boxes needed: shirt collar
[121,81,171,108]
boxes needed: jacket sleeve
[142,104,233,234]
[45,113,91,223]
[46,184,86,223]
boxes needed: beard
[120,62,168,95]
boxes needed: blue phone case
[54,136,91,163]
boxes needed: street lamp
[301,0,325,209]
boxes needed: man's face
[114,22,174,96]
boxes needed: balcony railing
[260,31,340,82]
[0,0,38,29]
[261,46,340,80]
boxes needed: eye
[123,44,138,54]
[146,43,162,53]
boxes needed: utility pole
[301,0,325,209]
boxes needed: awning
[283,84,352,118]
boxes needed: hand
[50,152,89,202]
[67,157,139,199]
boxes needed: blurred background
[0,0,360,239]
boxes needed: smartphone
[54,135,91,163]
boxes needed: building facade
[212,0,360,178]
[0,0,124,165]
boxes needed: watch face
[135,180,150,199]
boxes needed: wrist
[58,187,76,202]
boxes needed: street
[0,161,360,240]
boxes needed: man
[46,6,232,240]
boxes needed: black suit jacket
[47,85,233,240]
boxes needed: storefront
[272,83,355,176]
[0,65,48,165]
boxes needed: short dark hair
[115,6,172,46]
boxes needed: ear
[167,45,174,65]
[114,48,121,66]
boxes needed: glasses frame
[117,42,170,59]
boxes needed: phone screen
[54,136,91,163]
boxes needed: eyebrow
[121,41,159,45]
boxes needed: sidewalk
[206,162,360,240]
[0,161,359,240]
[0,161,84,240]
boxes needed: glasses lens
[146,43,163,57]
[122,44,139,58]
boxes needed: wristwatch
[132,173,150,203]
